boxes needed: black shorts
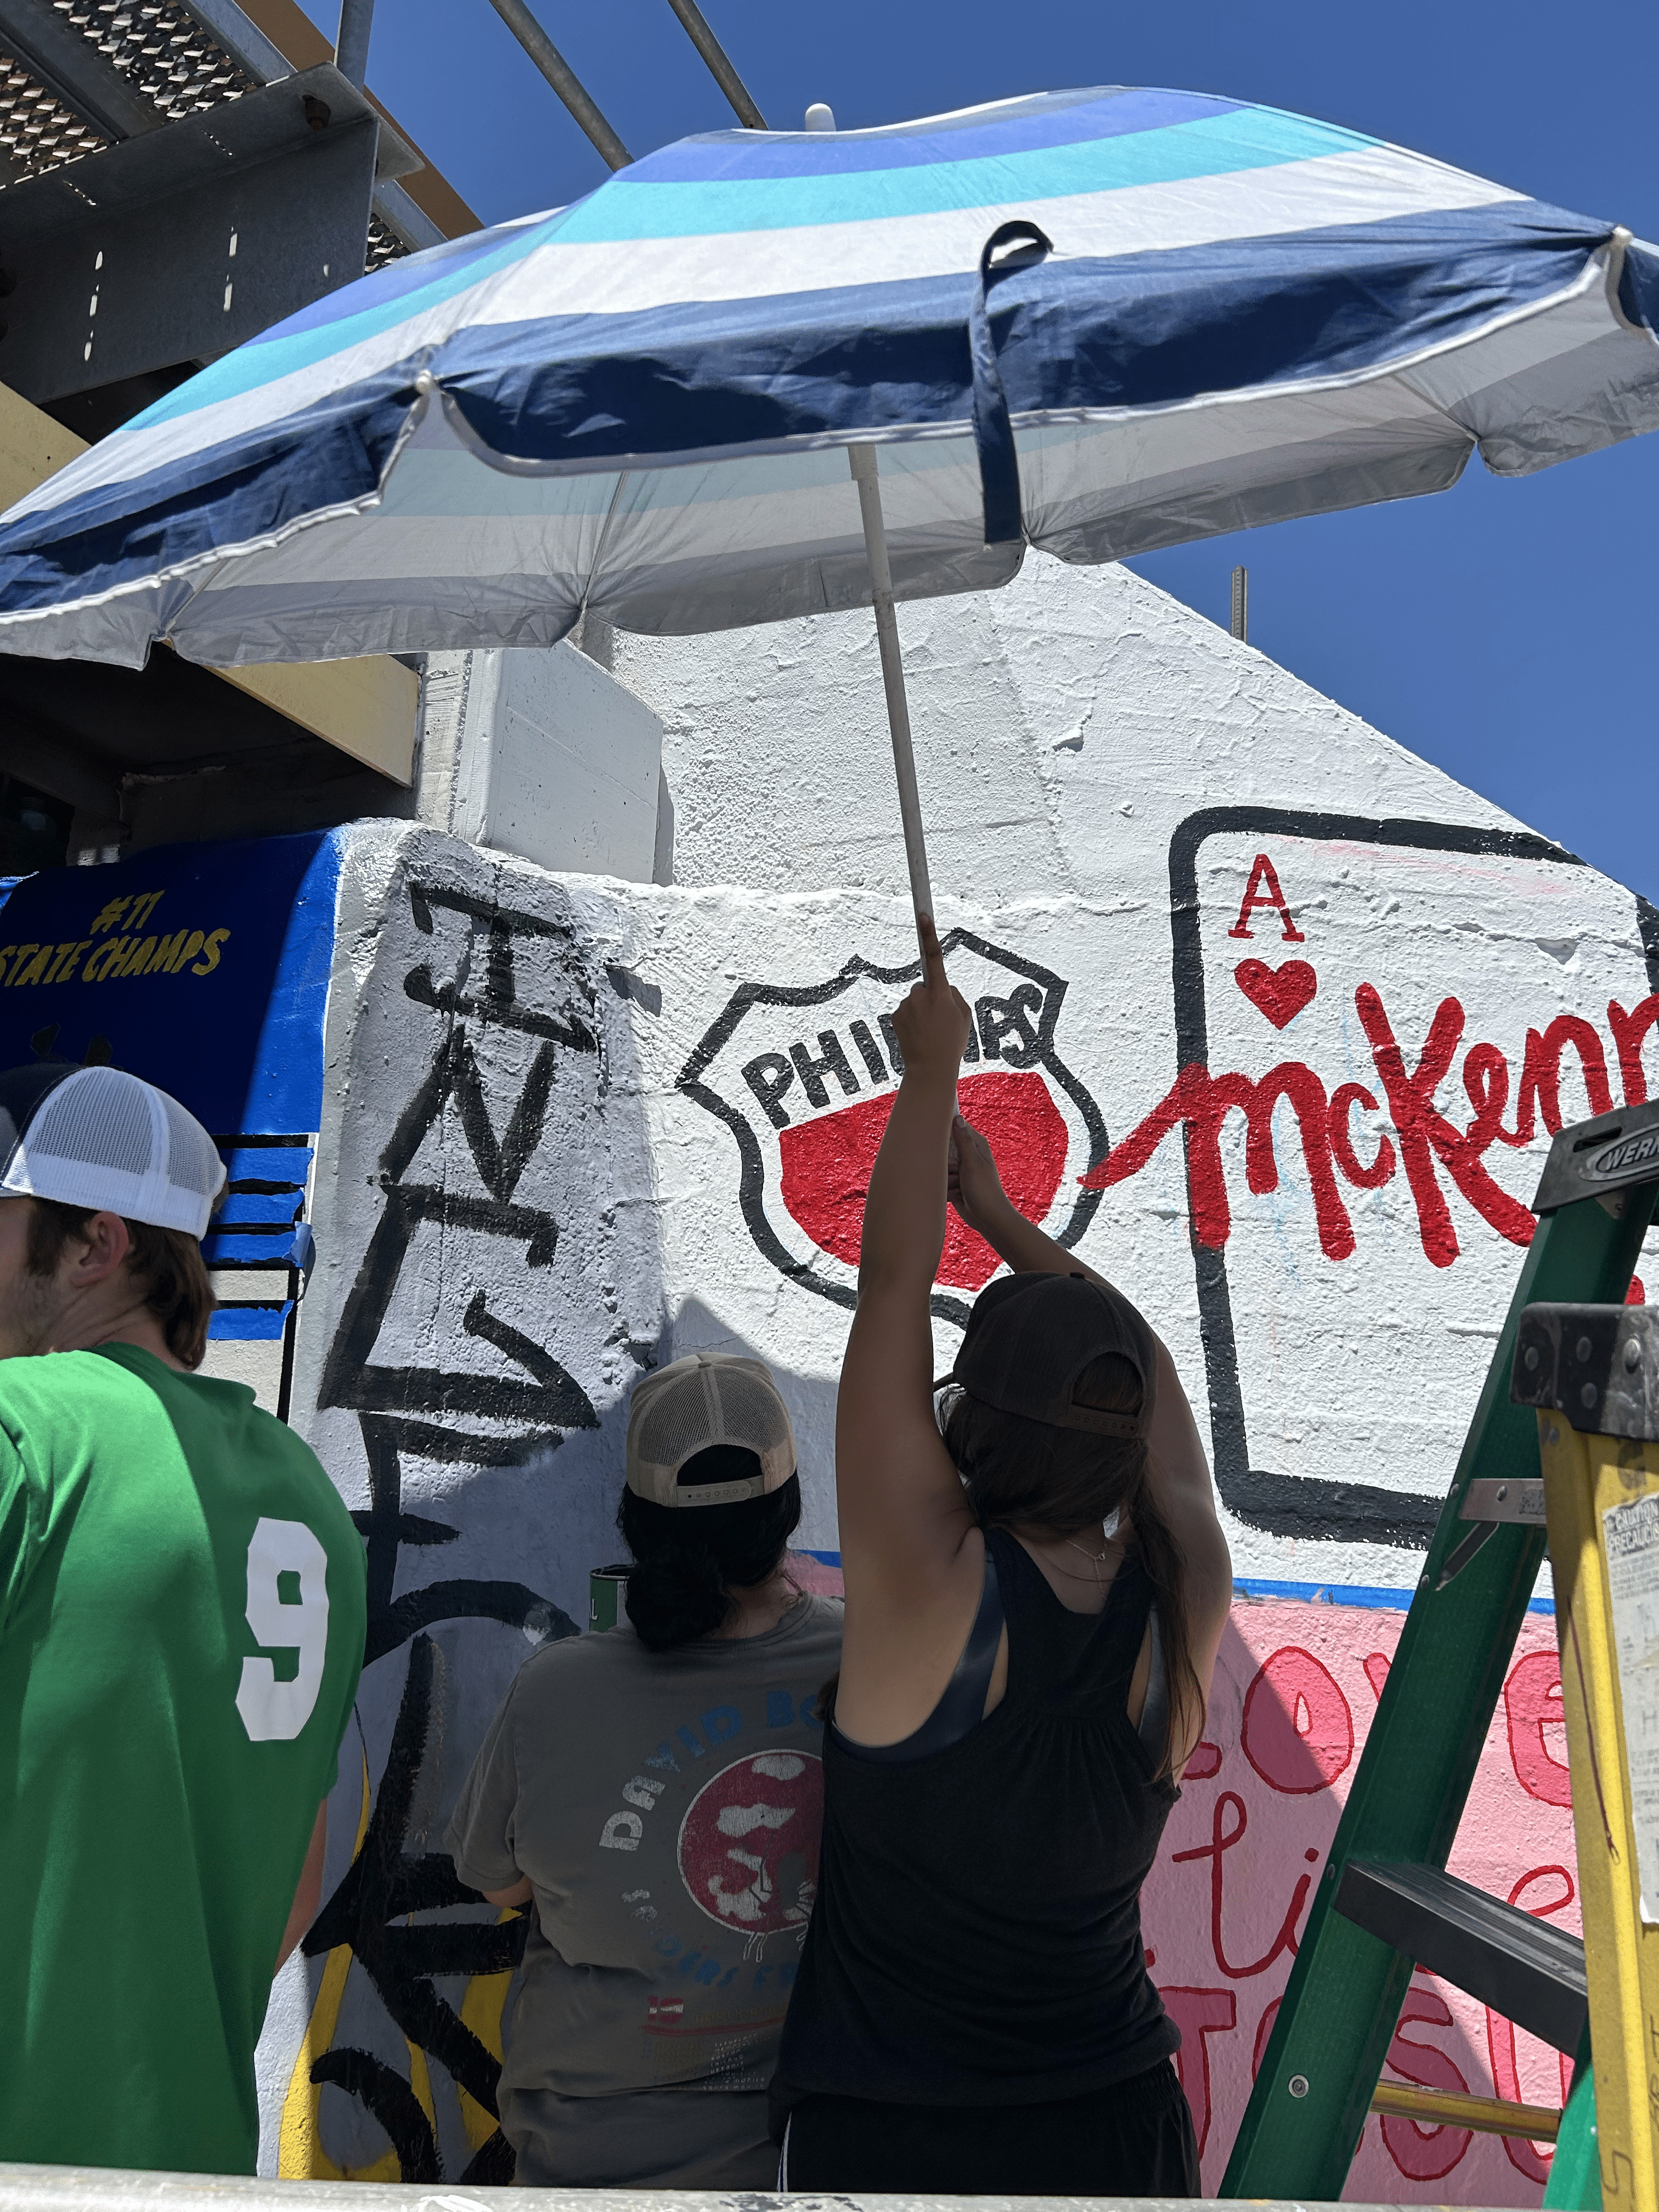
[778,2056,1200,2196]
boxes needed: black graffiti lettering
[319,1186,582,1427]
[977,983,1045,1067]
[790,1030,859,1109]
[848,1018,887,1085]
[348,1415,578,1665]
[357,1415,571,1468]
[458,2129,518,2186]
[308,2050,439,2182]
[380,1030,556,1205]
[463,1290,596,1426]
[307,877,601,2176]
[369,1580,576,1667]
[403,885,599,1051]
[304,1637,532,2180]
[743,1051,795,1128]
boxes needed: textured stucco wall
[257,557,1652,2197]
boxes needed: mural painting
[11,688,1647,2190]
[230,795,1657,2198]
[0,831,338,1403]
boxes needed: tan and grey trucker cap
[625,1352,797,1508]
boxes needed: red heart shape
[1234,958,1317,1029]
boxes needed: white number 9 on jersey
[236,1516,330,1743]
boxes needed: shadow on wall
[665,1295,843,1550]
[273,831,843,2185]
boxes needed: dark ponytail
[618,1466,802,1651]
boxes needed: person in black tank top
[772,916,1234,2196]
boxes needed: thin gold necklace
[1062,1528,1113,1585]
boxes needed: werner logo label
[1593,1130,1659,1181]
[678,930,1107,1319]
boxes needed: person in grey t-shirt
[447,1352,842,2190]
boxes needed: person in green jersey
[0,1061,366,2176]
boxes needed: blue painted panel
[0,829,341,1139]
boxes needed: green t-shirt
[0,1342,366,2176]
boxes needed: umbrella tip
[804,101,836,132]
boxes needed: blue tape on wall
[0,830,342,1136]
[795,1550,1556,1616]
[207,1303,294,1341]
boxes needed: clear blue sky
[356,0,1658,897]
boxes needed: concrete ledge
[0,2171,1504,2212]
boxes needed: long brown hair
[943,1352,1198,1778]
[26,1198,217,1369]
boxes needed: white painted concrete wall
[262,555,1657,2195]
[607,551,1503,905]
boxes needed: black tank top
[773,1527,1180,2121]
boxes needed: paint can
[589,1563,630,1631]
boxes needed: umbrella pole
[848,443,935,957]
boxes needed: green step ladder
[1222,1099,1659,2204]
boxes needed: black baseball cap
[946,1271,1157,1440]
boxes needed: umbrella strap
[970,219,1051,546]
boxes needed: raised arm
[833,917,989,1746]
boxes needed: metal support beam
[176,0,294,86]
[0,65,381,404]
[661,0,765,128]
[332,0,374,89]
[484,0,630,168]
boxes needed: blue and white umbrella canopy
[0,82,1656,670]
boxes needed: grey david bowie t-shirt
[447,1590,842,2187]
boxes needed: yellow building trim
[215,658,417,785]
[0,381,87,512]
[0,381,417,787]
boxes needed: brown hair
[943,1352,1199,1778]
[26,1197,216,1369]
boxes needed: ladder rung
[1370,2080,1562,2141]
[1335,1860,1587,2054]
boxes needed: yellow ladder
[1518,1301,1659,2212]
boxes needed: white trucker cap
[0,1063,228,1238]
[625,1352,797,1508]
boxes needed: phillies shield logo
[678,929,1108,1323]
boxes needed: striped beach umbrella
[1,85,1655,916]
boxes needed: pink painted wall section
[788,1565,1574,2208]
[1152,1595,1573,2204]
